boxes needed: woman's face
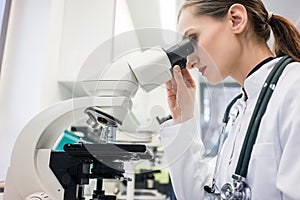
[178,6,241,84]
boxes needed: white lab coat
[159,57,300,200]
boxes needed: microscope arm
[4,38,195,200]
[4,96,131,200]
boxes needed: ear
[227,4,248,34]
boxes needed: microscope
[4,38,195,200]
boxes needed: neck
[230,41,274,87]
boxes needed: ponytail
[269,15,300,62]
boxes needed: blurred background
[0,0,299,199]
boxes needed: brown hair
[179,0,300,62]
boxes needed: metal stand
[50,143,153,200]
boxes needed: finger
[181,68,196,88]
[165,81,176,108]
[170,78,177,91]
[165,80,172,89]
[173,65,186,89]
[165,81,173,93]
[166,79,177,94]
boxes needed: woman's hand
[166,65,196,124]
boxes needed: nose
[186,53,198,69]
[186,62,194,69]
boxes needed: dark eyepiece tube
[164,38,196,69]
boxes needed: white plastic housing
[128,47,172,92]
[4,96,131,200]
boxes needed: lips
[191,63,207,76]
[199,66,207,75]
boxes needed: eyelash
[189,34,198,42]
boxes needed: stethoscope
[204,55,294,200]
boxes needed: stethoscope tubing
[205,56,294,196]
[235,56,294,177]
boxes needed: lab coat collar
[243,57,283,101]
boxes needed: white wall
[263,0,300,24]
[58,0,116,84]
[0,0,189,181]
[0,0,117,181]
[0,0,53,181]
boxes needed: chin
[206,74,224,85]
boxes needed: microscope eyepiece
[164,38,196,69]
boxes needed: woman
[159,0,300,199]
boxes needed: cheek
[205,64,224,84]
[200,27,238,79]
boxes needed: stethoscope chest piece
[220,175,251,200]
[220,183,233,199]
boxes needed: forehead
[178,6,214,35]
